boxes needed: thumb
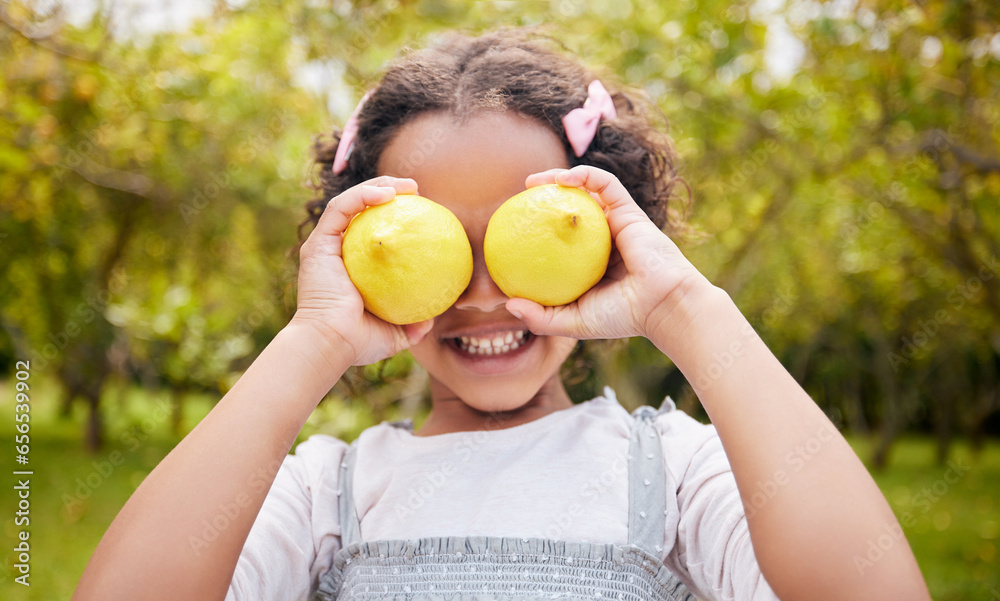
[506,298,579,337]
[403,318,435,347]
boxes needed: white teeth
[455,330,529,356]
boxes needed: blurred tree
[0,0,320,448]
[1,0,998,459]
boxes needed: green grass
[1,381,998,600]
[847,436,1000,600]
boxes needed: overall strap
[338,421,410,549]
[338,441,362,548]
[627,402,671,556]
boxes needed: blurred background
[1,0,998,598]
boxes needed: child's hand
[507,166,712,343]
[291,177,434,366]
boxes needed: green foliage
[1,1,999,453]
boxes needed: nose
[453,248,509,313]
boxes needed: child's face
[378,110,577,414]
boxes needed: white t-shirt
[226,389,778,601]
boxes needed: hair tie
[332,91,373,174]
[562,80,617,158]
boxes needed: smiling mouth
[450,330,532,356]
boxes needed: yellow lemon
[484,184,611,306]
[343,194,473,325]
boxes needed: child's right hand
[290,177,435,366]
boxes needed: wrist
[644,273,731,358]
[280,319,355,387]
[647,279,768,399]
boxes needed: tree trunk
[933,369,954,466]
[871,394,897,471]
[845,367,870,435]
[85,392,103,452]
[60,384,79,419]
[171,387,185,437]
[871,318,900,471]
[969,368,998,458]
[970,403,986,457]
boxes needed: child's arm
[73,179,433,601]
[512,166,931,601]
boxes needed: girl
[73,29,931,601]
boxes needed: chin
[451,386,539,415]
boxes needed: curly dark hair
[300,27,689,240]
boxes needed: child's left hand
[507,165,712,343]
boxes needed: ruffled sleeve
[655,407,780,601]
[226,434,348,601]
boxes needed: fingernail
[510,309,524,320]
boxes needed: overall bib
[315,403,697,601]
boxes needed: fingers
[319,176,418,236]
[526,166,653,237]
[303,177,417,257]
[319,186,391,239]
[380,318,433,365]
[506,298,582,339]
[526,166,625,209]
[403,318,435,347]
[524,169,564,189]
[553,166,646,217]
[526,165,673,272]
[360,175,419,194]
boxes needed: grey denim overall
[314,400,697,601]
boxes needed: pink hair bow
[332,91,373,174]
[562,80,617,158]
